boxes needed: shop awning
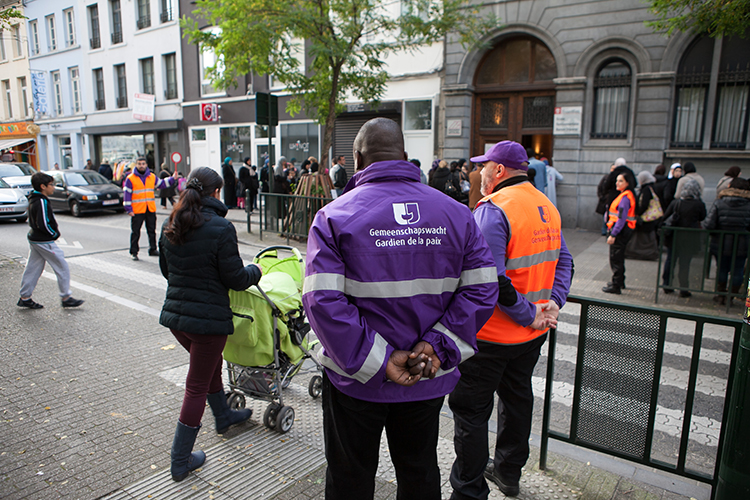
[0,138,35,150]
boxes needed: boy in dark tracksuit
[18,173,84,309]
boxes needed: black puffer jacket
[430,166,460,199]
[703,188,750,257]
[159,196,261,335]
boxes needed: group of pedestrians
[596,158,750,301]
[220,157,260,211]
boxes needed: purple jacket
[123,168,175,214]
[302,160,499,403]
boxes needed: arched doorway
[473,36,558,159]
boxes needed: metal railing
[540,295,743,499]
[137,15,151,30]
[111,31,123,44]
[656,226,750,310]
[89,36,101,49]
[258,193,333,243]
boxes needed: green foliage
[182,0,497,164]
[0,7,26,28]
[646,0,750,38]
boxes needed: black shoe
[679,290,692,298]
[148,250,159,257]
[131,254,139,261]
[602,284,621,294]
[484,460,519,497]
[663,288,674,294]
[607,281,626,290]
[17,298,43,309]
[62,297,84,308]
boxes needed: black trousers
[609,226,633,287]
[130,210,156,256]
[322,373,443,500]
[449,335,547,500]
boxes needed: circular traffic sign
[171,152,182,164]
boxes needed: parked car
[44,170,124,217]
[0,177,29,222]
[0,162,35,196]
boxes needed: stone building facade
[441,0,750,229]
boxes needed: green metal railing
[540,295,743,499]
[657,226,750,309]
[258,193,333,244]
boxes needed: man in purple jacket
[303,118,499,500]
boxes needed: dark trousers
[322,373,443,500]
[171,329,227,427]
[662,246,695,289]
[609,226,633,287]
[130,210,157,256]
[160,196,175,208]
[449,335,547,500]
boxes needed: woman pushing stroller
[158,167,262,481]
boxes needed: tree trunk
[320,62,342,172]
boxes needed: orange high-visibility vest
[475,181,562,345]
[606,190,636,230]
[128,172,156,214]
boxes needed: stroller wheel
[263,402,280,430]
[228,393,246,410]
[276,406,295,433]
[309,375,323,398]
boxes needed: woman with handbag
[661,179,706,297]
[626,171,662,260]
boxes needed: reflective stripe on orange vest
[606,190,636,230]
[475,182,562,345]
[127,173,156,214]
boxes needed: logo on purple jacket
[538,205,551,223]
[393,203,420,225]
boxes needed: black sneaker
[17,298,43,309]
[131,254,139,261]
[679,290,692,298]
[602,284,621,294]
[484,460,519,497]
[62,297,84,308]
[148,250,158,257]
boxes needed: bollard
[714,277,750,499]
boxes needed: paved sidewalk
[1,207,735,499]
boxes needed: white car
[0,177,29,222]
[0,162,35,196]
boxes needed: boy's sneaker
[484,460,520,497]
[62,297,84,308]
[148,249,159,256]
[17,298,43,309]
[131,254,139,261]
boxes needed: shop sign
[553,106,582,136]
[30,71,48,115]
[0,121,32,137]
[201,103,219,122]
[133,93,155,122]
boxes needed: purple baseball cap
[470,141,529,171]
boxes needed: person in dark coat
[662,163,683,210]
[661,179,706,297]
[430,160,461,200]
[652,164,669,208]
[703,177,750,304]
[626,170,661,260]
[596,164,616,235]
[716,165,741,197]
[237,157,252,209]
[222,157,237,208]
[98,159,113,181]
[159,166,177,208]
[159,167,262,482]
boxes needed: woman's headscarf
[637,170,656,186]
[668,163,681,179]
[680,178,702,200]
[223,156,232,166]
[275,156,287,177]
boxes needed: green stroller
[224,246,322,433]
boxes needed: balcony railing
[137,15,151,30]
[111,31,123,44]
[95,98,105,110]
[160,8,173,23]
[90,36,101,49]
[165,87,177,100]
[116,96,128,108]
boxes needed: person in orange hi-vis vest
[448,141,573,499]
[123,157,178,261]
[602,171,637,294]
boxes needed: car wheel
[16,216,28,223]
[70,201,81,217]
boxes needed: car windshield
[0,178,10,188]
[13,163,36,175]
[0,165,28,177]
[65,172,108,186]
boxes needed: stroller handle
[255,246,304,263]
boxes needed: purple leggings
[171,329,228,427]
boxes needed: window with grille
[110,0,123,44]
[52,71,63,115]
[11,25,22,57]
[137,0,151,30]
[29,21,39,55]
[0,29,6,61]
[64,9,76,47]
[46,15,57,51]
[94,68,105,110]
[164,53,177,99]
[18,77,28,117]
[70,67,81,114]
[141,57,154,95]
[3,80,12,119]
[160,0,173,23]
[480,98,509,129]
[115,64,127,108]
[89,5,101,49]
[591,60,631,139]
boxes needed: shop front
[0,121,39,169]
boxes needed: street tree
[183,0,496,168]
[647,0,750,38]
[0,6,25,28]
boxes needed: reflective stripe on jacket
[302,160,499,403]
[475,181,562,345]
[607,190,636,230]
[127,172,156,214]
